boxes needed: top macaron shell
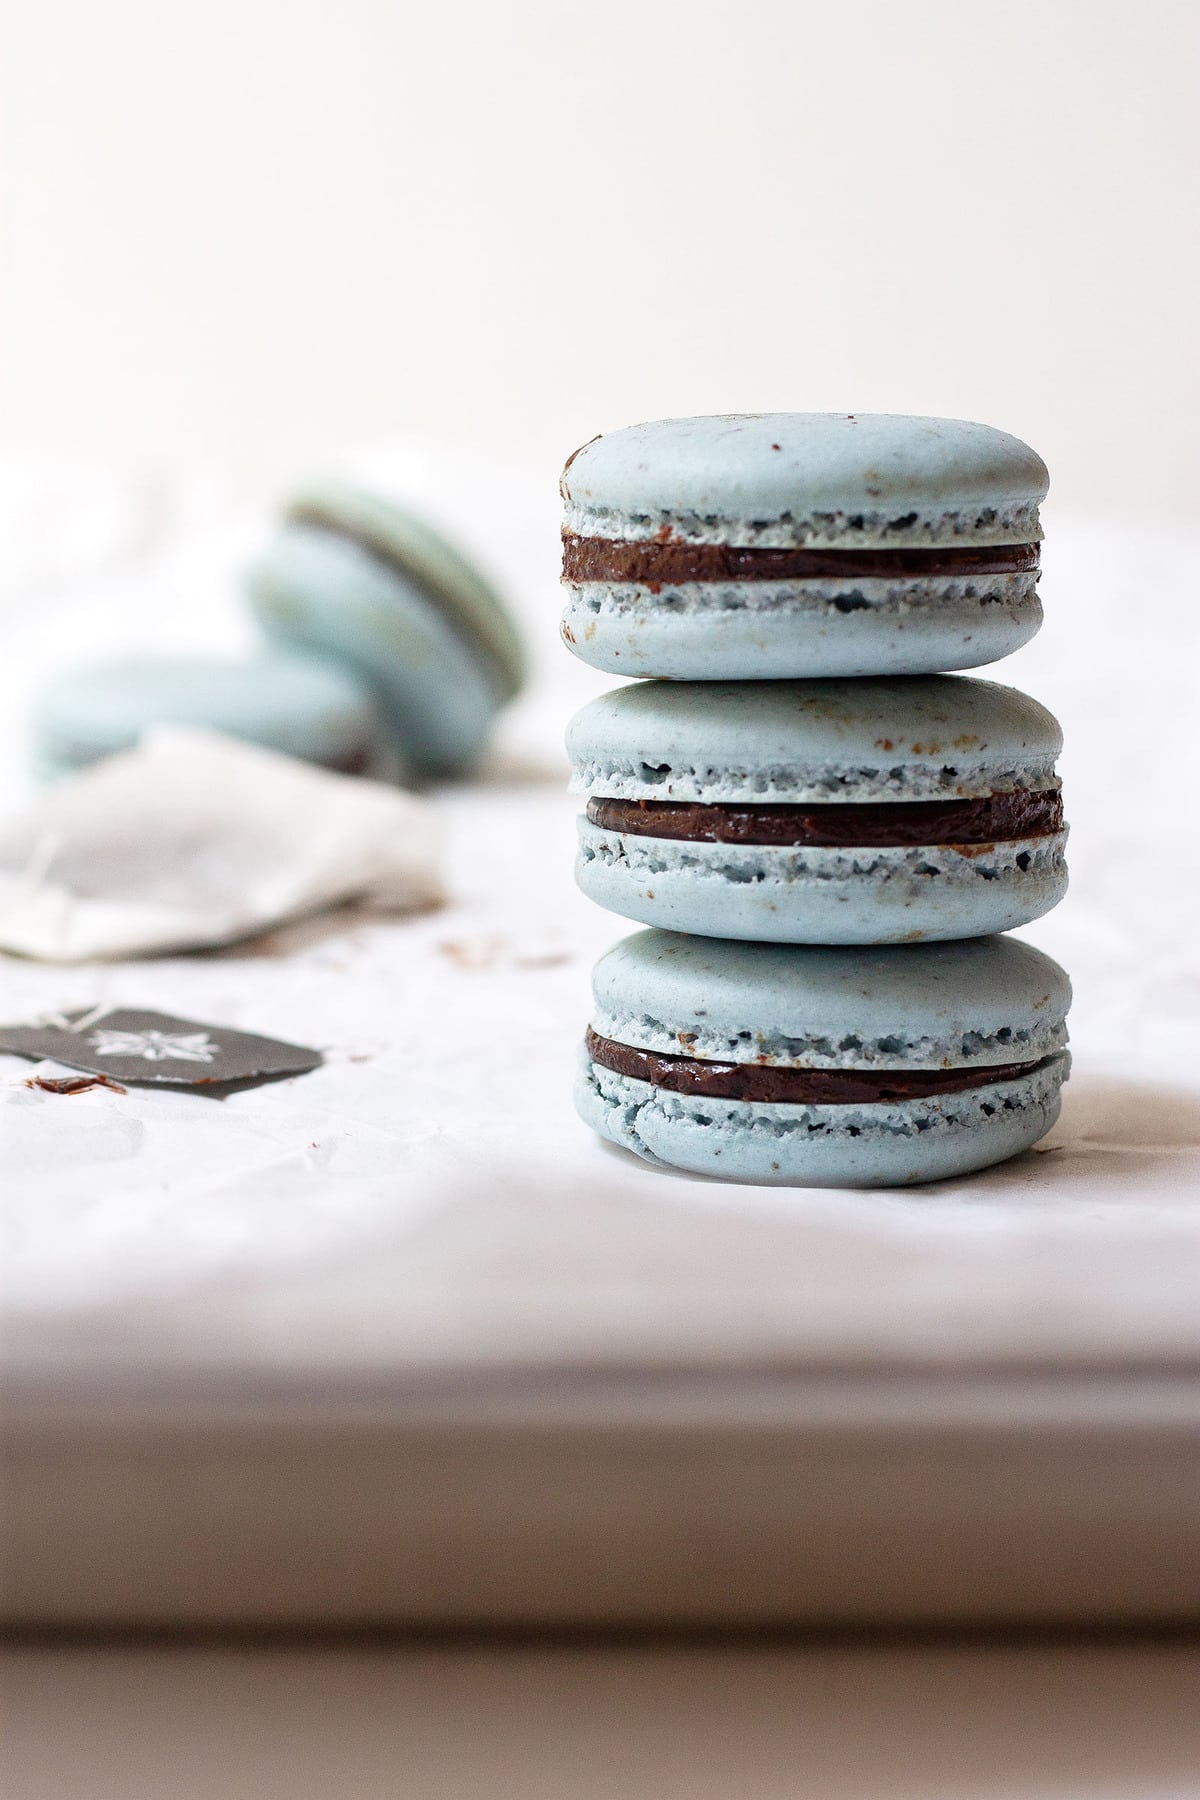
[589,929,1072,1072]
[567,674,1063,805]
[247,481,527,774]
[560,413,1049,679]
[562,414,1049,548]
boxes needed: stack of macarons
[561,413,1071,1187]
[31,479,526,783]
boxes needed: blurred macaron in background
[31,649,387,781]
[19,471,530,790]
[246,479,527,775]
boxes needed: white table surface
[2,459,1198,1346]
[5,1639,1200,1800]
[2,453,1199,1629]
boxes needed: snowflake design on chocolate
[88,1028,220,1064]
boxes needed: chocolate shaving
[25,1073,127,1096]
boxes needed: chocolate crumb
[25,1073,127,1096]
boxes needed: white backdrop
[1,0,1197,519]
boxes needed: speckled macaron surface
[568,675,1068,943]
[560,413,1049,678]
[32,652,382,780]
[578,929,1071,1186]
[248,480,526,773]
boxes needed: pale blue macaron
[560,413,1048,679]
[578,929,1071,1186]
[31,651,384,780]
[568,675,1067,944]
[247,481,527,774]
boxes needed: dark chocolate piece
[586,790,1063,849]
[0,1007,322,1089]
[562,535,1040,586]
[585,1029,1042,1104]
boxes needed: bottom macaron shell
[561,577,1042,681]
[577,1052,1068,1187]
[575,819,1068,944]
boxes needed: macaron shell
[567,676,1063,805]
[560,570,1042,679]
[576,1053,1068,1187]
[575,817,1069,943]
[32,652,381,778]
[561,414,1049,550]
[286,480,526,701]
[588,931,1072,1070]
[248,522,501,772]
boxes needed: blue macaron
[560,413,1048,679]
[567,675,1067,944]
[579,929,1071,1186]
[247,480,527,774]
[31,651,383,780]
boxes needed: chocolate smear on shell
[559,434,602,501]
[0,1007,322,1091]
[585,1030,1049,1104]
[287,500,522,702]
[586,790,1063,850]
[562,535,1040,586]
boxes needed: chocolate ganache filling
[586,790,1063,849]
[585,1029,1045,1104]
[562,536,1040,586]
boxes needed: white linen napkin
[0,728,445,961]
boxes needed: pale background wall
[0,0,1196,517]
